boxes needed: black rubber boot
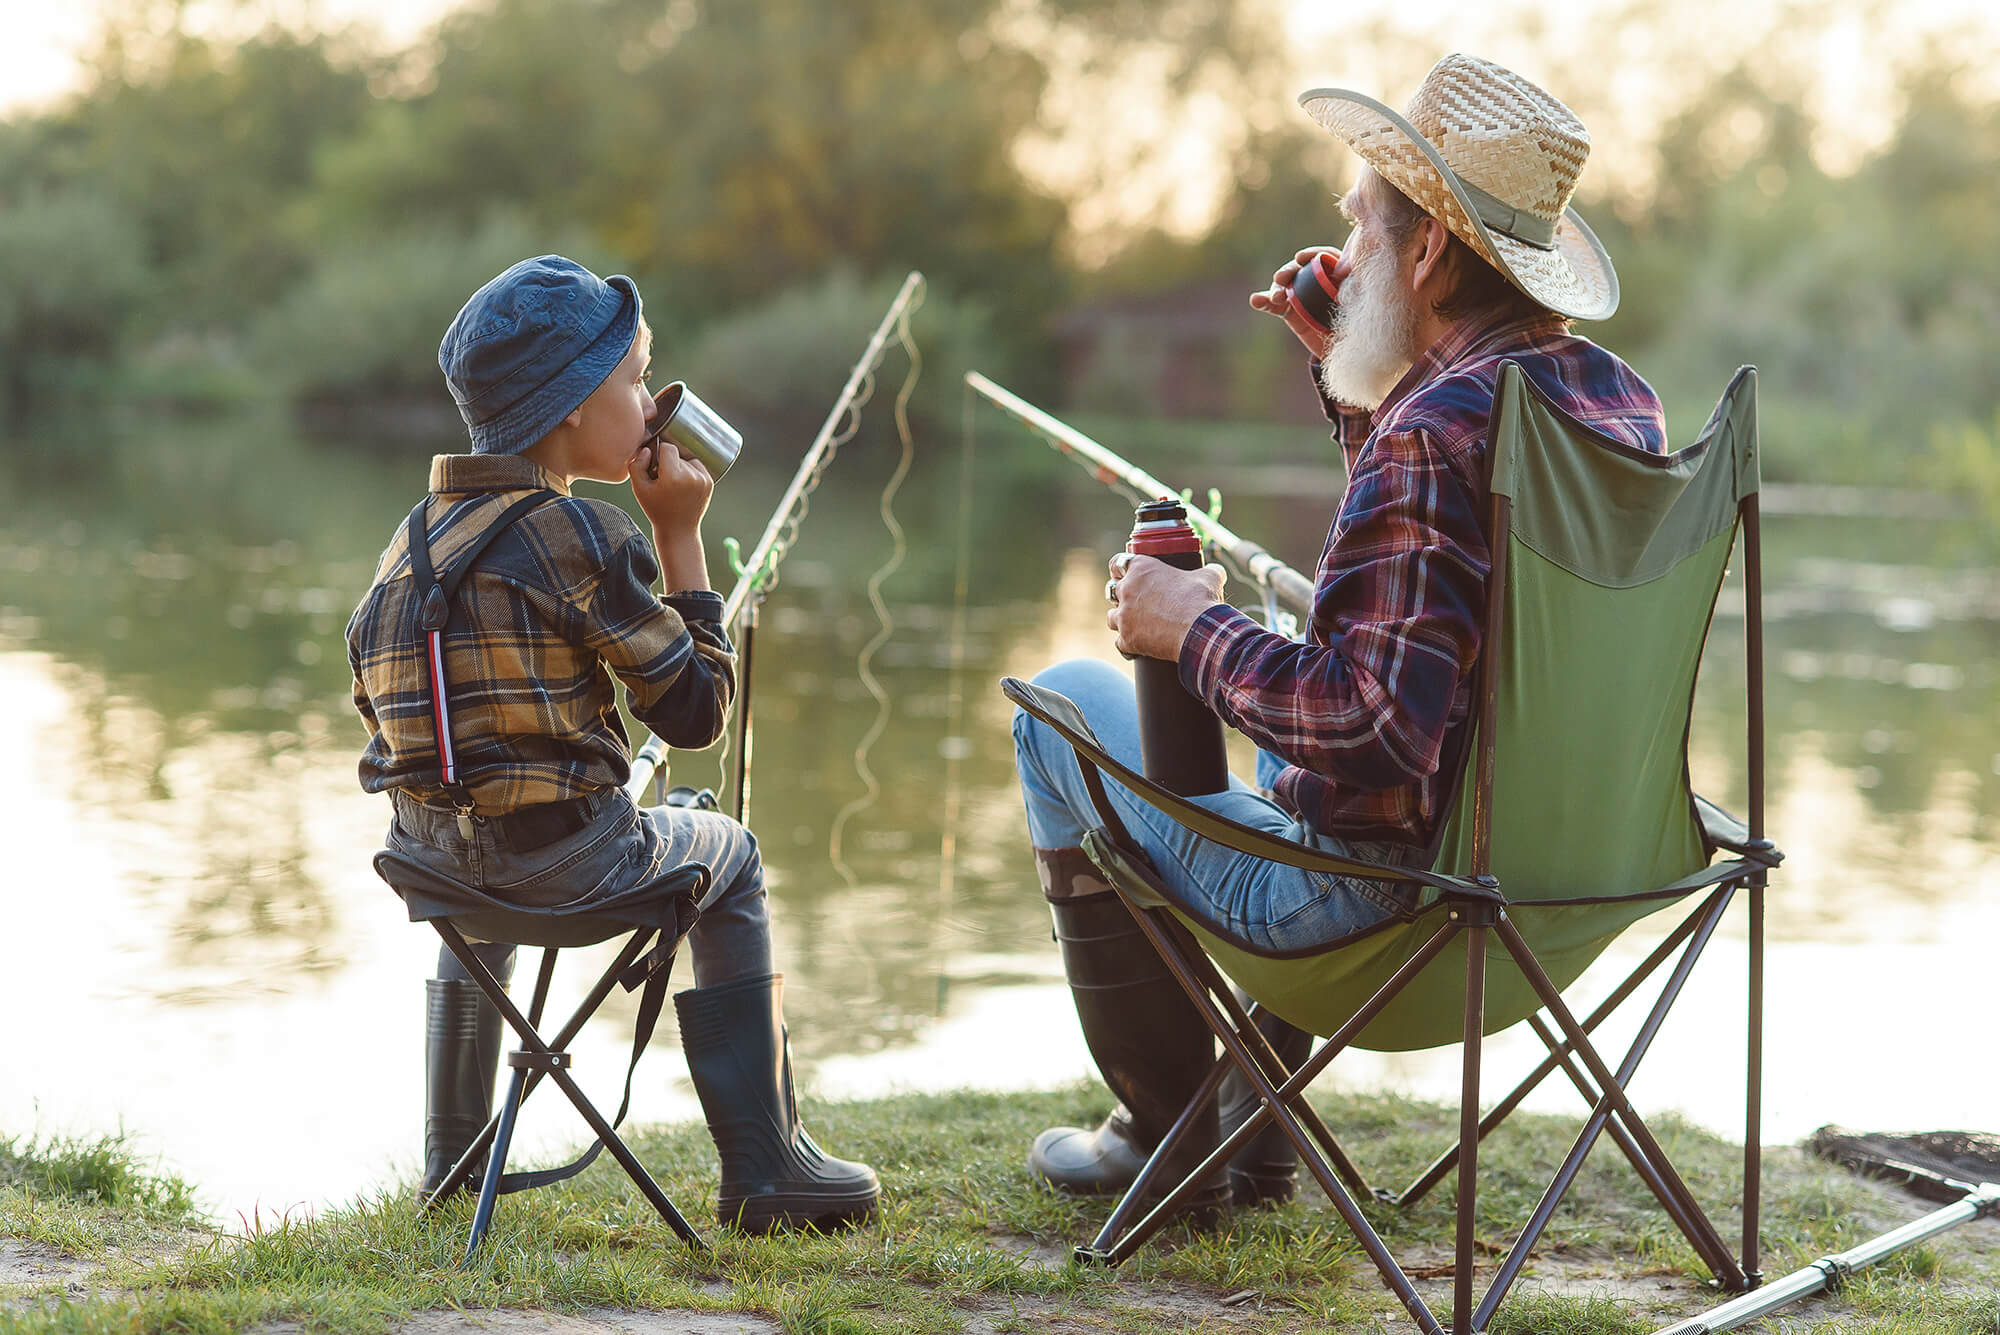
[675,972,880,1233]
[1219,1000,1315,1207]
[1026,849,1229,1219]
[421,978,505,1199]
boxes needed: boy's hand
[630,441,713,534]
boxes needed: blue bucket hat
[439,255,642,455]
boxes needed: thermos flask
[1127,499,1230,796]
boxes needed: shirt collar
[1373,307,1570,422]
[428,453,571,497]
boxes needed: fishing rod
[963,371,1316,623]
[625,271,928,807]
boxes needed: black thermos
[1127,499,1230,796]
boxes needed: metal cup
[644,382,743,481]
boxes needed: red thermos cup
[1289,252,1340,336]
[1127,499,1230,796]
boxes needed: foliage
[682,268,1009,439]
[248,210,601,420]
[0,0,1997,502]
[0,190,151,424]
[13,14,376,333]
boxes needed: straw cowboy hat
[1299,53,1619,322]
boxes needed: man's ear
[1410,215,1453,297]
[561,406,584,430]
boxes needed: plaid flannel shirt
[1180,309,1666,845]
[346,453,735,812]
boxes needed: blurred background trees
[2,0,1997,495]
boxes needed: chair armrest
[1002,676,1486,899]
[1692,793,1783,866]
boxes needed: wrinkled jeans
[1012,658,1422,953]
[390,788,772,991]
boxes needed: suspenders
[404,490,559,833]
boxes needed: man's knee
[1032,657,1126,701]
[1013,658,1126,767]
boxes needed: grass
[3,1087,1997,1334]
[0,1132,201,1261]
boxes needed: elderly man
[1013,54,1668,1210]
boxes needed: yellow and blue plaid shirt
[346,453,735,813]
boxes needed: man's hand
[1249,246,1346,355]
[1106,552,1227,661]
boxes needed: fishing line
[825,285,925,889]
[624,274,928,804]
[696,375,876,815]
[936,380,979,922]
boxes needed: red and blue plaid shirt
[1180,309,1666,846]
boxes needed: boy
[346,255,877,1233]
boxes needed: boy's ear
[561,406,585,429]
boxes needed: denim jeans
[1012,658,1421,953]
[390,788,772,991]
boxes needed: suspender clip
[420,585,450,631]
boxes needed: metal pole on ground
[1649,1182,2000,1335]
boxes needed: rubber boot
[421,978,505,1199]
[675,972,880,1233]
[1219,1000,1315,1207]
[1026,849,1230,1219]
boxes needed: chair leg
[1493,915,1747,1292]
[462,1064,528,1267]
[1390,903,1709,1207]
[1093,889,1460,1334]
[539,1060,704,1246]
[426,928,655,1203]
[1454,918,1488,1335]
[1744,879,1765,1285]
[1080,1053,1233,1260]
[1476,891,1740,1322]
[430,923,706,1252]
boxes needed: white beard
[1316,240,1420,412]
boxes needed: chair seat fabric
[374,848,704,949]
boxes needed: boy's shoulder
[460,490,649,599]
[360,489,645,595]
[513,490,645,551]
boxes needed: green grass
[3,1089,1996,1334]
[0,1132,202,1261]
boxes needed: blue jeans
[1013,659,1420,953]
[390,788,773,991]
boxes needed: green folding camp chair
[1002,362,1782,1335]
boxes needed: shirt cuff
[663,589,725,624]
[1178,602,1265,701]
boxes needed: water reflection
[3,415,1996,1219]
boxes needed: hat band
[1454,175,1558,250]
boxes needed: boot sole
[721,1188,880,1235]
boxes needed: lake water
[3,408,1995,1223]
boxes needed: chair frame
[1008,483,1781,1335]
[421,918,708,1264]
